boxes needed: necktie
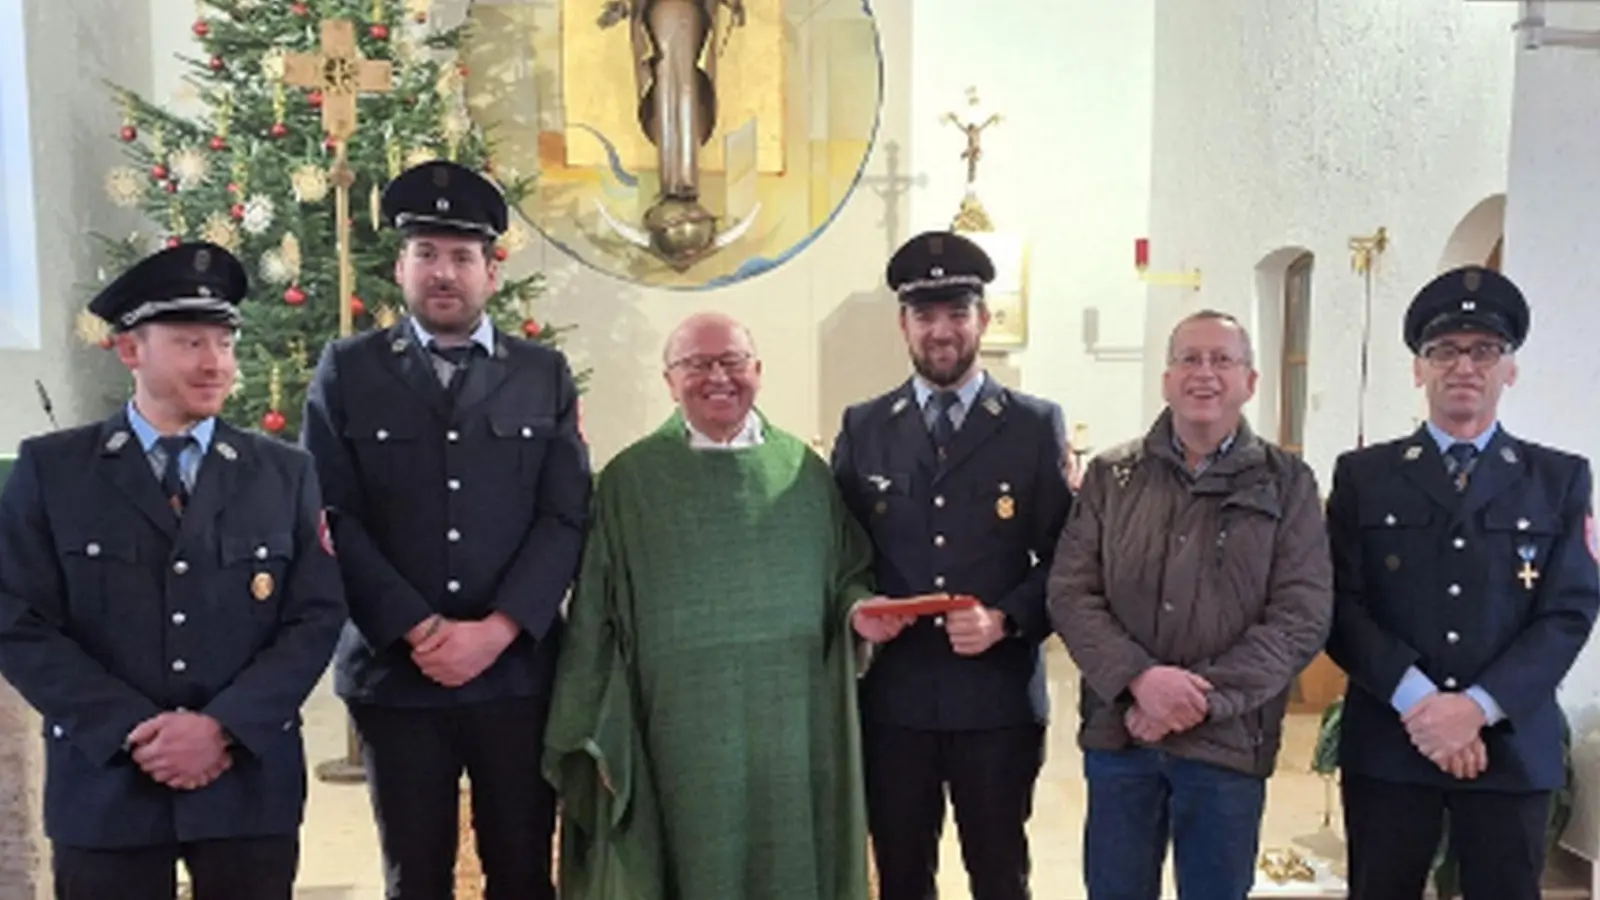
[929,391,959,455]
[156,435,193,514]
[428,342,479,390]
[1444,442,1479,492]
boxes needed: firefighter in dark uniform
[831,230,1073,900]
[300,161,590,900]
[0,242,347,900]
[1326,265,1600,900]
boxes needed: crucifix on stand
[283,18,393,784]
[283,18,393,339]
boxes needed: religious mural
[460,0,883,289]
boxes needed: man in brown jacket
[1048,310,1333,900]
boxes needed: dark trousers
[53,835,298,900]
[1082,747,1266,900]
[1342,772,1551,900]
[350,695,556,900]
[864,723,1045,900]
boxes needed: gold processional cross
[283,19,393,337]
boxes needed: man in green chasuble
[543,312,875,900]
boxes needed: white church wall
[1501,2,1600,862]
[1144,0,1519,485]
[908,0,1156,457]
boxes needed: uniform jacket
[301,320,590,708]
[1326,425,1600,792]
[1048,412,1333,778]
[831,375,1072,731]
[0,413,346,849]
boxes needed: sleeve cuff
[1465,685,1507,726]
[1389,665,1438,715]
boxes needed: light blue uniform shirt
[126,400,214,493]
[913,370,986,433]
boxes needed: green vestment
[543,410,874,900]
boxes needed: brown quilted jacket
[1047,410,1333,777]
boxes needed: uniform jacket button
[447,430,460,442]
[172,560,189,575]
[85,542,101,557]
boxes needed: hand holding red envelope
[855,593,981,618]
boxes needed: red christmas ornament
[270,122,289,138]
[192,18,210,37]
[349,295,366,316]
[284,286,307,306]
[522,319,542,338]
[369,24,390,40]
[166,237,182,248]
[494,246,509,262]
[209,136,227,151]
[308,90,323,108]
[230,203,246,220]
[151,164,168,180]
[291,2,309,14]
[262,410,287,433]
[119,125,137,142]
[208,55,225,72]
[324,135,340,151]
[164,181,179,194]
[227,182,241,194]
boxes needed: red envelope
[856,593,980,618]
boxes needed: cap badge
[198,286,212,298]
[1463,270,1481,291]
[436,197,451,212]
[194,248,211,272]
[1462,299,1477,311]
[930,266,945,278]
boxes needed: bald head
[663,311,757,367]
[663,312,763,443]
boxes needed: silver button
[282,720,293,731]
[1446,631,1460,644]
[1444,677,1458,689]
[521,426,533,439]
[447,478,461,491]
[447,528,461,542]
[1384,514,1397,526]
[934,535,946,547]
[51,724,63,738]
[255,545,268,560]
[171,659,187,672]
[1000,482,1011,493]
[447,430,460,442]
[446,579,461,593]
[933,576,946,589]
[1448,584,1461,597]
[171,612,186,626]
[933,616,945,627]
[1162,602,1175,612]
[1453,537,1466,550]
[934,495,946,508]
[85,542,101,557]
[1517,518,1530,531]
[172,560,189,575]
[376,429,389,441]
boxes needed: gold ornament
[104,167,143,207]
[499,221,531,255]
[404,0,430,21]
[291,164,330,204]
[170,147,210,190]
[200,212,241,251]
[268,362,283,411]
[374,305,401,328]
[405,146,436,169]
[74,311,112,348]
[387,141,403,179]
[262,48,287,82]
[435,65,463,100]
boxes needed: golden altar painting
[462,0,884,290]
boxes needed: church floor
[282,642,1586,898]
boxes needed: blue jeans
[1083,747,1266,900]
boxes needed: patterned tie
[1444,442,1479,493]
[428,342,479,390]
[156,435,193,514]
[929,391,959,455]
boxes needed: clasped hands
[406,611,519,688]
[1402,691,1489,781]
[126,711,231,791]
[850,598,1008,656]
[1123,666,1213,743]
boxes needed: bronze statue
[595,0,760,270]
[942,108,1000,187]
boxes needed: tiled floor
[289,641,1354,898]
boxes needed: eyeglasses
[1421,341,1508,368]
[668,353,755,376]
[1169,351,1248,373]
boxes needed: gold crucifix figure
[283,19,394,336]
[1519,560,1540,590]
[943,88,1001,187]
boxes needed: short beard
[911,347,977,388]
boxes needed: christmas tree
[83,0,573,441]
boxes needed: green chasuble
[543,410,874,900]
